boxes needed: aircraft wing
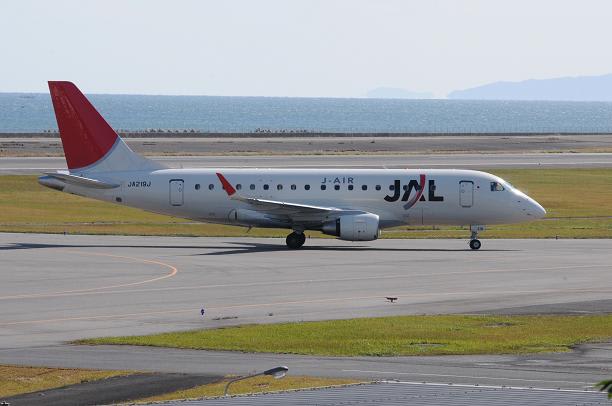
[236,196,341,215]
[216,172,350,220]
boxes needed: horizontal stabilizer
[43,172,120,189]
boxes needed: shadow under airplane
[0,241,518,256]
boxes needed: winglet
[216,172,236,196]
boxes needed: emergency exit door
[459,180,473,207]
[169,179,184,206]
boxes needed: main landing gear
[469,225,485,250]
[286,231,306,249]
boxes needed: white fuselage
[59,168,546,230]
[41,81,547,249]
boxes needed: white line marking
[382,380,599,393]
[342,369,593,386]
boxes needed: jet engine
[322,213,380,241]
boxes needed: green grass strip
[78,314,612,357]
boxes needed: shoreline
[2,133,612,156]
[1,131,612,138]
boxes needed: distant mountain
[366,87,433,99]
[448,73,612,101]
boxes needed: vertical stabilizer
[48,81,164,173]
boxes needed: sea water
[1,92,612,133]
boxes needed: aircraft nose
[527,197,546,219]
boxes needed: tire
[286,232,305,249]
[469,239,482,250]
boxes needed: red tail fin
[48,81,118,170]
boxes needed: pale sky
[1,0,611,97]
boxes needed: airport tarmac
[2,133,612,157]
[0,233,610,389]
[1,152,612,174]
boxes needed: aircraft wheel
[286,232,305,249]
[469,239,482,250]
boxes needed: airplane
[38,81,546,250]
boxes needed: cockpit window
[490,181,505,192]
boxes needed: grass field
[0,364,356,401]
[1,168,611,238]
[137,376,360,402]
[78,314,612,357]
[0,365,130,398]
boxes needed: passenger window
[375,185,381,191]
[277,184,283,190]
[334,185,340,190]
[305,184,311,190]
[236,184,242,190]
[490,181,505,191]
[250,184,256,190]
[362,185,367,191]
[403,185,408,191]
[348,185,354,191]
[389,184,395,191]
[263,184,269,190]
[195,184,201,190]
[321,185,326,190]
[208,184,214,190]
[291,184,296,190]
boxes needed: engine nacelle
[322,213,380,241]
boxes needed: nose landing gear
[469,225,485,250]
[286,231,306,249]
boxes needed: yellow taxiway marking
[1,286,611,327]
[0,249,178,300]
[0,263,605,301]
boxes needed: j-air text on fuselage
[38,81,546,250]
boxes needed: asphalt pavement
[0,234,610,389]
[1,152,612,174]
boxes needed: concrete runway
[0,233,610,389]
[2,152,612,174]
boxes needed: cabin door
[459,181,473,207]
[169,179,184,206]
